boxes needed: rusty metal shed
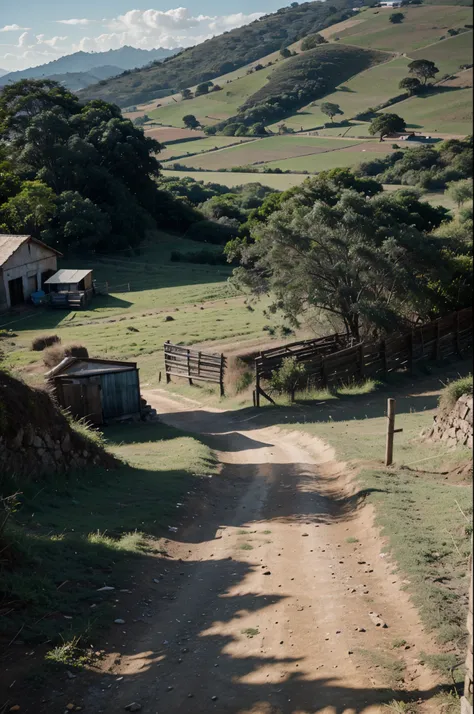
[46,357,141,425]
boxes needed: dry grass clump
[31,334,60,351]
[43,344,89,369]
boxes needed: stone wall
[0,370,117,483]
[423,393,473,449]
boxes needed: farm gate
[254,307,473,406]
[164,341,226,396]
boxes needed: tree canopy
[408,59,439,85]
[399,77,421,95]
[227,171,460,341]
[369,113,406,141]
[320,102,344,122]
[0,79,198,252]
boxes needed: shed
[44,268,94,309]
[0,234,62,308]
[46,357,141,425]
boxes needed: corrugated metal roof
[0,234,62,266]
[45,357,137,379]
[44,269,92,284]
[0,235,31,265]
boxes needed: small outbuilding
[0,234,62,309]
[46,357,141,426]
[44,268,94,308]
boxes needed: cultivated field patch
[164,136,365,170]
[389,86,472,135]
[332,5,473,53]
[158,136,253,162]
[144,126,206,143]
[160,169,309,189]
[409,31,474,76]
[260,145,394,173]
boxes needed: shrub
[65,344,89,360]
[270,357,307,401]
[31,334,61,351]
[439,375,473,412]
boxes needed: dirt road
[84,391,440,714]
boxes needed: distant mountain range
[0,46,181,91]
[0,69,7,78]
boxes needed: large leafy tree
[0,180,56,237]
[408,59,439,85]
[320,102,344,123]
[230,183,454,340]
[0,79,188,252]
[369,113,406,141]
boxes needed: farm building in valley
[46,357,141,426]
[0,234,62,308]
[44,268,94,308]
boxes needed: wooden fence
[164,341,226,396]
[254,307,473,406]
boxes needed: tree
[399,77,421,96]
[182,114,200,129]
[42,191,111,251]
[0,180,56,237]
[280,47,292,58]
[195,82,212,96]
[320,102,344,123]
[389,12,405,23]
[301,33,327,50]
[181,88,192,100]
[408,59,439,85]
[369,113,406,141]
[231,187,454,341]
[134,114,150,126]
[447,178,473,208]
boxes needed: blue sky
[0,0,287,72]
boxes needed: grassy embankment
[0,419,218,661]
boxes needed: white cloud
[76,6,263,52]
[0,23,30,32]
[57,18,91,26]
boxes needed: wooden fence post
[187,349,193,385]
[165,341,171,384]
[220,354,225,398]
[385,398,396,466]
[255,361,261,408]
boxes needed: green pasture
[272,57,412,131]
[158,136,252,162]
[389,86,472,134]
[0,234,272,387]
[148,65,279,128]
[260,145,393,173]
[333,5,473,53]
[410,31,474,76]
[160,169,308,189]
[164,135,365,170]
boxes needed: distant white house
[0,234,62,308]
[380,1,402,6]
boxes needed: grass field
[389,86,472,135]
[164,135,365,170]
[144,126,206,143]
[1,419,218,648]
[410,31,474,76]
[0,234,274,387]
[332,5,473,53]
[160,169,309,189]
[148,65,280,128]
[260,143,394,173]
[272,57,412,131]
[158,136,253,162]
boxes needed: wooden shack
[46,357,141,425]
[44,269,94,308]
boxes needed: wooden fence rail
[254,307,473,406]
[164,341,226,396]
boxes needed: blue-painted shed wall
[99,370,140,419]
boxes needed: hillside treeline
[79,0,359,107]
[0,80,201,252]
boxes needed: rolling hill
[79,0,358,107]
[0,46,180,88]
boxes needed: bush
[31,334,61,351]
[439,375,473,412]
[43,343,89,369]
[270,357,307,401]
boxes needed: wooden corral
[254,307,473,405]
